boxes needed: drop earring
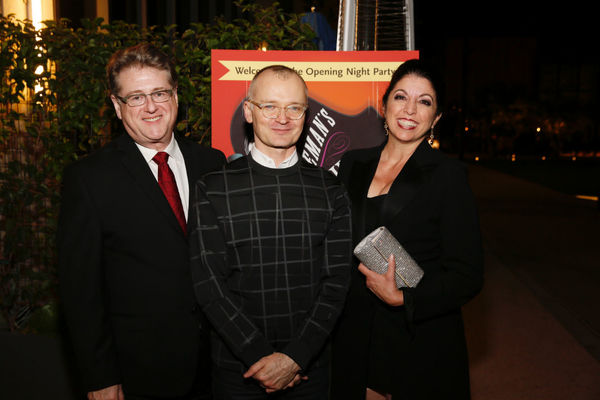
[428,127,435,145]
[384,121,390,136]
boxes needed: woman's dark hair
[382,59,444,115]
[106,43,177,95]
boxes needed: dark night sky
[414,0,596,58]
[308,0,598,67]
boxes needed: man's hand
[358,254,404,306]
[284,373,308,390]
[87,384,124,400]
[243,352,301,393]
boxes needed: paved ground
[2,164,600,399]
[467,164,600,360]
[465,164,600,400]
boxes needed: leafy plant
[0,0,315,333]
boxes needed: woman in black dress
[331,60,484,400]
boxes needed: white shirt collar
[135,134,183,164]
[248,142,298,169]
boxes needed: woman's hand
[358,254,404,306]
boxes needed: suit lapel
[177,136,199,234]
[177,136,199,189]
[116,134,185,237]
[382,155,424,221]
[347,147,381,240]
[383,140,439,222]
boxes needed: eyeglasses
[115,88,175,107]
[247,99,307,120]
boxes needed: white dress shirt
[135,135,190,219]
[248,142,299,169]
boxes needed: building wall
[0,0,55,23]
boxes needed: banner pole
[336,0,357,51]
[405,0,415,50]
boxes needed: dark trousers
[125,392,210,400]
[124,378,211,400]
[212,365,329,400]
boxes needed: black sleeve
[57,164,121,391]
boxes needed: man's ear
[243,101,253,124]
[110,95,123,120]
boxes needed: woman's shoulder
[436,153,467,176]
[415,143,466,174]
[424,151,472,192]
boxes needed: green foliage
[170,0,316,142]
[0,0,316,333]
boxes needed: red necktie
[152,152,187,235]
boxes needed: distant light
[32,0,43,30]
[31,0,45,95]
[511,154,516,162]
[541,156,546,161]
[536,127,541,133]
[259,41,268,51]
[572,156,577,161]
[474,156,479,162]
[464,126,469,132]
[34,65,44,93]
[576,195,598,201]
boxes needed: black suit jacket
[331,140,484,399]
[58,134,225,396]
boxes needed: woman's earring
[384,121,390,136]
[428,127,435,145]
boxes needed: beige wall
[1,0,55,24]
[97,0,108,23]
[0,0,110,26]
[41,0,55,21]
[2,0,28,18]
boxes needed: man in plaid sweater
[190,65,352,399]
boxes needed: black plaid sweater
[190,156,352,372]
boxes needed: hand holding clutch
[353,226,424,288]
[357,255,405,306]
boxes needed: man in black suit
[58,43,225,400]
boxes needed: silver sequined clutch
[353,226,424,288]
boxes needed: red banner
[211,49,418,174]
